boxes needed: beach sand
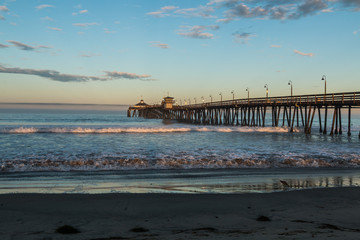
[1,187,359,240]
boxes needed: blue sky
[0,0,359,105]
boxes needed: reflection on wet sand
[153,175,359,194]
[196,176,359,193]
[282,175,356,188]
[0,169,359,194]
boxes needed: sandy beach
[1,187,360,240]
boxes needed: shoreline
[1,168,359,194]
[1,187,360,239]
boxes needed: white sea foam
[1,156,360,172]
[7,127,38,134]
[0,126,299,134]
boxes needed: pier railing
[181,92,360,109]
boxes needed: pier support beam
[338,107,342,135]
[330,107,337,136]
[318,107,322,133]
[335,107,338,134]
[348,106,351,136]
[323,106,328,134]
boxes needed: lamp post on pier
[288,80,293,102]
[288,81,293,97]
[201,96,204,105]
[219,92,222,105]
[321,75,326,103]
[209,94,213,103]
[231,90,234,103]
[246,88,249,104]
[264,84,268,99]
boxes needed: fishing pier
[128,92,360,136]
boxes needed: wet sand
[1,168,359,194]
[1,187,360,239]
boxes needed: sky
[0,0,359,106]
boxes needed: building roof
[135,99,148,106]
[163,96,174,99]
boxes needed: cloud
[148,5,216,18]
[147,5,179,17]
[0,65,104,82]
[73,9,89,16]
[35,4,54,10]
[288,0,328,19]
[150,41,170,49]
[149,0,360,23]
[104,71,154,81]
[79,52,101,58]
[0,6,9,12]
[41,16,54,21]
[209,25,220,30]
[74,4,82,9]
[104,28,116,34]
[161,6,179,11]
[7,40,52,51]
[294,49,314,57]
[0,65,155,82]
[233,32,256,43]
[7,40,36,51]
[207,0,239,6]
[223,3,268,21]
[322,8,334,12]
[48,27,62,31]
[270,45,282,48]
[269,6,288,20]
[178,25,219,39]
[340,0,360,9]
[208,0,345,22]
[216,18,232,23]
[72,22,99,27]
[0,43,9,48]
[0,5,8,20]
[175,5,216,18]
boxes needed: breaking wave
[0,126,300,134]
[1,155,359,172]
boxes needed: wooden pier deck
[128,92,360,135]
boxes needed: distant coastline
[0,102,129,111]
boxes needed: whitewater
[0,126,298,134]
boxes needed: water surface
[0,108,359,193]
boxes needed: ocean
[0,107,359,194]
